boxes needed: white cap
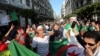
[37,25,43,30]
[70,16,77,21]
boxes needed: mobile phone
[71,21,77,28]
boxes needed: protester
[88,20,96,31]
[32,25,49,56]
[83,31,100,56]
[15,26,28,45]
[0,24,14,52]
[26,25,32,34]
[49,23,63,42]
[95,21,100,31]
[63,17,80,45]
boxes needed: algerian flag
[66,45,84,56]
[8,40,39,56]
[49,38,69,56]
[56,44,84,56]
[9,11,18,21]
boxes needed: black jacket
[49,30,63,42]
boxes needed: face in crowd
[91,21,96,27]
[17,28,24,34]
[69,17,76,24]
[36,26,44,34]
[83,31,100,52]
[53,24,60,31]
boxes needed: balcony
[25,0,32,9]
[0,0,9,4]
[9,0,25,9]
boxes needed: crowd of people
[0,17,100,56]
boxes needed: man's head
[83,31,100,52]
[69,17,77,24]
[37,25,44,34]
[90,20,96,27]
[16,26,24,34]
[53,23,60,31]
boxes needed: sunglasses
[84,42,95,46]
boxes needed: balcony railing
[0,0,9,4]
[9,0,25,9]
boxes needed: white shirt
[94,46,100,56]
[32,36,49,56]
[63,28,84,48]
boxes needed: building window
[80,0,83,6]
[12,0,15,2]
[87,0,92,4]
[26,0,30,6]
[0,0,9,3]
[76,3,78,8]
[20,0,22,3]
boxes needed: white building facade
[62,0,100,18]
[61,0,66,18]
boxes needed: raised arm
[4,24,15,37]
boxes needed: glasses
[84,42,95,46]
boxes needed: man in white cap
[63,16,78,37]
[32,25,49,56]
[63,16,82,47]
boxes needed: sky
[50,0,63,15]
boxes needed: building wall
[9,0,32,9]
[65,0,72,16]
[0,0,9,4]
[32,0,53,19]
[63,0,99,17]
[61,0,65,18]
[0,0,32,9]
[25,0,32,9]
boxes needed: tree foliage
[75,2,100,18]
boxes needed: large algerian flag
[8,40,39,56]
[9,11,18,21]
[49,38,69,56]
[56,44,84,56]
